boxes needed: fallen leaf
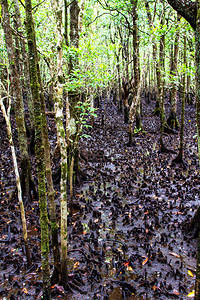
[152,285,161,291]
[117,248,123,252]
[142,257,148,265]
[188,270,194,277]
[22,288,28,294]
[173,289,179,296]
[169,252,180,258]
[187,290,195,298]
[110,268,116,275]
[73,261,80,269]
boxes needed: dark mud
[0,93,199,299]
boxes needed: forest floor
[0,93,200,300]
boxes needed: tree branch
[166,0,196,30]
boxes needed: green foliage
[2,0,196,106]
[74,100,97,138]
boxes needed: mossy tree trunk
[24,0,51,298]
[13,0,35,154]
[1,0,33,201]
[51,0,68,288]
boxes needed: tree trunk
[167,13,180,130]
[24,0,51,297]
[0,93,31,266]
[166,1,199,299]
[13,0,35,154]
[68,0,80,187]
[51,0,68,288]
[196,2,200,164]
[195,3,200,295]
[69,0,80,74]
[172,34,187,167]
[128,0,141,145]
[1,0,33,201]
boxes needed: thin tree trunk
[68,0,80,185]
[167,13,180,130]
[13,0,35,153]
[24,0,51,297]
[51,0,68,288]
[1,0,33,200]
[172,34,187,167]
[128,0,141,145]
[195,4,200,297]
[64,0,69,46]
[0,91,31,266]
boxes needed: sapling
[0,82,31,266]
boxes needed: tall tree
[13,0,35,154]
[128,0,141,145]
[68,0,80,207]
[172,33,187,167]
[1,0,34,200]
[24,0,51,297]
[166,1,199,299]
[51,0,68,288]
[0,84,31,266]
[167,13,181,130]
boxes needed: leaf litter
[0,94,199,299]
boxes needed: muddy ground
[0,92,199,300]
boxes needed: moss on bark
[24,0,51,297]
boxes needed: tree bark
[195,3,200,295]
[128,0,141,145]
[13,0,35,154]
[0,92,31,266]
[167,2,200,299]
[167,13,180,130]
[1,0,33,200]
[51,0,68,288]
[167,0,196,30]
[24,0,51,297]
[172,34,187,167]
